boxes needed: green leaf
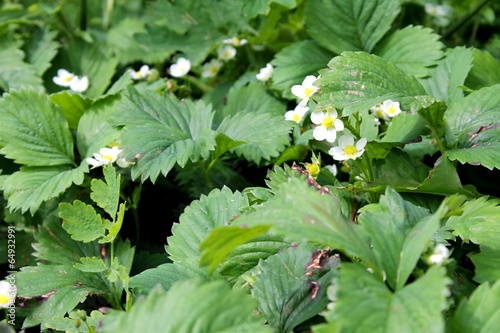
[381,113,428,143]
[358,187,442,290]
[416,99,447,141]
[446,197,500,283]
[90,164,120,219]
[46,310,104,333]
[317,52,426,116]
[1,165,86,214]
[465,49,500,90]
[16,264,110,328]
[59,200,106,243]
[50,91,92,131]
[212,133,246,161]
[199,225,271,273]
[107,18,148,65]
[231,178,378,269]
[0,89,75,166]
[243,0,297,18]
[219,82,285,124]
[450,281,500,333]
[167,186,249,262]
[275,145,309,165]
[100,280,271,333]
[74,256,107,273]
[323,264,450,333]
[253,243,340,333]
[375,26,444,78]
[0,38,43,92]
[444,84,500,170]
[271,40,333,99]
[32,214,101,266]
[217,112,291,164]
[25,28,59,76]
[100,203,126,243]
[305,0,400,54]
[114,88,216,182]
[420,47,474,107]
[130,259,220,296]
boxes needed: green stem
[103,0,114,30]
[185,75,213,93]
[443,0,491,40]
[80,0,87,31]
[200,160,214,191]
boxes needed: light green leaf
[323,264,450,333]
[199,225,271,273]
[167,187,249,262]
[107,18,148,65]
[470,246,500,283]
[100,280,271,333]
[212,133,246,161]
[100,203,126,243]
[114,88,216,182]
[358,187,442,290]
[416,100,447,141]
[59,200,106,243]
[50,90,92,131]
[1,165,86,214]
[316,52,427,116]
[90,164,120,219]
[74,256,107,273]
[465,49,500,90]
[271,40,333,99]
[305,0,400,54]
[0,89,75,166]
[46,310,104,333]
[217,111,291,164]
[25,28,59,76]
[420,47,474,107]
[450,281,500,333]
[444,84,500,169]
[253,243,340,333]
[0,38,44,92]
[375,26,444,78]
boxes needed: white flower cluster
[128,65,153,80]
[370,99,402,124]
[53,69,89,92]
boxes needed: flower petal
[313,126,327,141]
[310,111,324,124]
[338,135,354,148]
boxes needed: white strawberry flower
[310,108,344,143]
[329,135,367,161]
[218,45,237,61]
[0,280,16,308]
[223,37,248,47]
[129,65,152,80]
[170,57,191,77]
[69,76,89,93]
[86,146,122,169]
[256,63,273,82]
[291,75,319,105]
[201,59,222,78]
[284,104,309,123]
[53,69,75,87]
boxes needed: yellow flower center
[387,106,397,115]
[0,294,10,305]
[292,113,302,122]
[322,116,334,129]
[304,87,316,98]
[344,145,357,156]
[210,67,218,74]
[64,76,73,82]
[102,154,114,162]
[305,163,320,178]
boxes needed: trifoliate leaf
[316,52,426,116]
[50,90,92,131]
[59,200,106,243]
[375,26,444,78]
[253,243,340,333]
[358,187,442,290]
[450,281,500,333]
[420,47,474,107]
[100,280,271,333]
[305,0,400,54]
[271,40,333,99]
[90,164,120,219]
[113,88,216,182]
[1,165,86,214]
[322,264,450,333]
[465,49,500,90]
[166,186,249,262]
[0,89,75,166]
[217,111,291,164]
[0,38,43,92]
[444,84,500,170]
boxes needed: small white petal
[302,75,318,86]
[310,111,324,125]
[313,126,328,141]
[356,138,368,150]
[334,119,344,131]
[324,129,337,143]
[338,135,354,149]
